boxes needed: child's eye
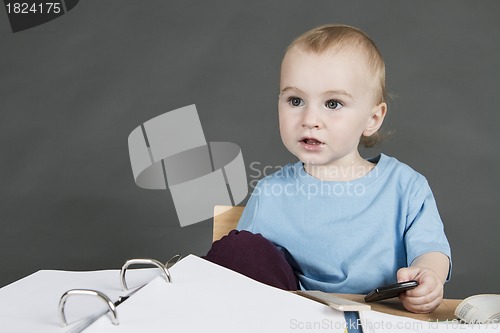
[288,97,304,107]
[325,99,343,110]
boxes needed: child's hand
[396,267,444,313]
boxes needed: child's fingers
[396,266,420,282]
[399,285,443,313]
[404,269,441,297]
[397,267,445,313]
[402,280,441,300]
[404,277,432,297]
[399,292,442,313]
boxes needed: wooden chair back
[212,205,244,242]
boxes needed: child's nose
[301,106,322,129]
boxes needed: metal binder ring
[58,289,119,327]
[165,254,182,268]
[120,258,171,291]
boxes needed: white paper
[0,268,161,333]
[455,294,500,324]
[84,255,347,333]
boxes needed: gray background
[0,0,498,299]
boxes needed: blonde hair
[285,24,387,147]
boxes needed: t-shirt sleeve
[404,176,452,281]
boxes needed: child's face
[278,46,385,168]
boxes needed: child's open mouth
[300,137,325,151]
[302,138,322,145]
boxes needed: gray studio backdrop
[1,0,498,299]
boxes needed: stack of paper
[84,255,346,332]
[0,255,347,333]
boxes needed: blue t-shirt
[237,154,451,294]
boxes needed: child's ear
[363,102,387,137]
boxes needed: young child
[206,24,451,314]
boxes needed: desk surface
[338,294,461,321]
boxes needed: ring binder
[57,255,179,331]
[58,289,119,327]
[120,258,171,291]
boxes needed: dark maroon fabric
[203,230,299,290]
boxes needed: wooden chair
[212,205,244,242]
